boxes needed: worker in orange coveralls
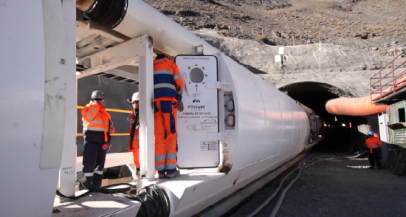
[365,131,382,169]
[153,54,184,179]
[127,92,141,178]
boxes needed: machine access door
[175,55,219,168]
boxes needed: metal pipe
[113,0,218,56]
[77,0,218,56]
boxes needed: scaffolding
[370,50,406,102]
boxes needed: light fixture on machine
[227,114,235,127]
[226,99,234,112]
[225,94,235,127]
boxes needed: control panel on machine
[175,55,219,168]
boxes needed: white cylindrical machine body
[111,0,310,171]
[217,54,309,171]
[166,53,310,216]
[0,0,70,216]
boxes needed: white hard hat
[131,92,140,103]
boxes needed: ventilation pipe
[76,0,218,56]
[326,52,406,117]
[326,94,388,116]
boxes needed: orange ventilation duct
[326,94,388,116]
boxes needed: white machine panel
[175,56,219,168]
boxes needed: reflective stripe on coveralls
[82,101,112,142]
[130,130,140,168]
[365,137,382,153]
[127,110,140,168]
[154,100,178,174]
[128,110,140,168]
[153,57,183,175]
[153,58,183,100]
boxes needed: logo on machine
[192,99,201,103]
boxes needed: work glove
[128,113,135,122]
[102,144,109,150]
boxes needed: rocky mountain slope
[144,0,406,55]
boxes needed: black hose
[93,183,132,194]
[267,152,368,217]
[126,185,171,217]
[59,182,170,216]
[246,166,300,217]
[268,159,321,217]
[56,189,90,200]
[247,151,367,217]
[269,169,302,217]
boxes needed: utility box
[387,100,406,148]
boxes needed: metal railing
[76,105,132,114]
[370,50,406,102]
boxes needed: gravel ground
[224,153,406,217]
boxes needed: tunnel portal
[279,82,367,153]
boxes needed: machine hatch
[175,55,219,168]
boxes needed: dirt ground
[224,153,406,217]
[144,0,406,55]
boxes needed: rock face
[143,0,406,98]
[144,0,406,55]
[195,29,402,97]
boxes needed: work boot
[82,179,94,190]
[166,170,180,179]
[158,173,166,179]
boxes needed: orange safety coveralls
[153,57,183,175]
[127,110,140,168]
[365,137,382,153]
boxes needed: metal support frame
[137,37,156,183]
[370,50,406,102]
[76,35,152,79]
[58,0,78,198]
[59,35,155,194]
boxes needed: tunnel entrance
[279,82,366,153]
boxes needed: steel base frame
[59,35,155,196]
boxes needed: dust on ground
[224,153,406,217]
